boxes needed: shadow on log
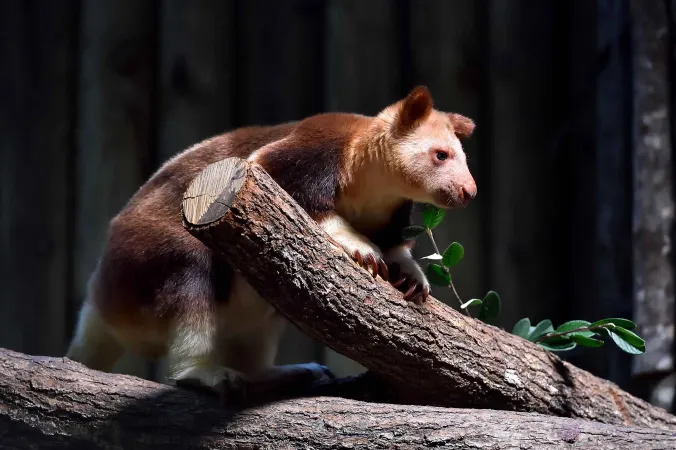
[181,157,676,431]
[1,348,676,449]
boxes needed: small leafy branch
[402,204,646,355]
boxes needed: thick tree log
[1,348,675,449]
[181,157,676,431]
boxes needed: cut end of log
[182,157,248,226]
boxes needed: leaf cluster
[512,318,645,354]
[403,204,646,355]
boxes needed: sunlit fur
[66,86,477,400]
[364,90,477,209]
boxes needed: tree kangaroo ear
[396,85,434,132]
[449,113,475,139]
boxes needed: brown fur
[395,86,434,134]
[66,86,477,397]
[449,113,475,138]
[92,124,297,346]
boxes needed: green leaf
[528,320,554,342]
[589,318,636,331]
[538,341,577,352]
[426,264,451,287]
[613,327,645,350]
[423,204,445,229]
[442,242,464,267]
[570,334,604,348]
[512,318,531,338]
[556,320,591,333]
[594,327,614,340]
[596,326,645,353]
[420,253,443,261]
[460,298,482,309]
[555,320,594,338]
[478,291,501,325]
[539,335,573,346]
[402,225,426,240]
[609,331,645,355]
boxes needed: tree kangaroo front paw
[349,245,388,280]
[327,235,388,280]
[385,247,431,304]
[321,215,388,280]
[389,263,430,303]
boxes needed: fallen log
[181,157,676,431]
[1,348,675,449]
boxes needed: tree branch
[1,348,675,449]
[181,157,676,431]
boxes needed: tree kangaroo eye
[436,151,448,161]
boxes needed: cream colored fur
[68,272,331,395]
[66,300,124,373]
[319,215,383,260]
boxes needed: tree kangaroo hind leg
[166,308,246,397]
[66,300,124,373]
[169,271,334,405]
[221,313,335,405]
[215,275,335,405]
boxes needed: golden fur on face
[369,86,477,208]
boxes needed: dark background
[1,0,673,410]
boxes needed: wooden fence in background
[1,0,674,409]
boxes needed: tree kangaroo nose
[459,181,477,204]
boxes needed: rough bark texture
[630,0,675,378]
[1,348,676,449]
[181,158,676,431]
[629,0,676,415]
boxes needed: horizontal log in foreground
[0,348,675,449]
[181,157,676,431]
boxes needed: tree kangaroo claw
[404,283,421,301]
[392,276,407,288]
[365,254,378,278]
[378,259,389,281]
[421,285,430,302]
[354,250,364,267]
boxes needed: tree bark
[629,0,675,413]
[181,157,676,431]
[1,348,675,449]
